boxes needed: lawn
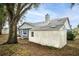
[0,34,79,56]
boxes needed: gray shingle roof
[18,17,70,31]
[31,17,70,31]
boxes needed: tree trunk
[0,23,2,35]
[0,28,2,35]
[7,23,18,44]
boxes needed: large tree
[4,3,39,44]
[0,4,6,35]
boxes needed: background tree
[4,3,39,44]
[0,4,6,35]
[77,24,79,28]
[71,3,79,35]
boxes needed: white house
[2,19,24,34]
[2,21,9,34]
[18,22,34,38]
[18,14,52,38]
[19,14,71,48]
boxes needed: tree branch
[20,3,29,11]
[20,3,32,17]
[15,3,32,23]
[5,3,15,24]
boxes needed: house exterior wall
[2,28,9,34]
[2,20,24,35]
[29,30,67,48]
[2,28,20,35]
[64,20,71,29]
[2,21,9,34]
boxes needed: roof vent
[50,25,56,28]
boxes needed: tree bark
[0,22,2,35]
[0,27,2,35]
[7,23,18,44]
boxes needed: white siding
[29,30,67,48]
[59,30,67,48]
[64,20,70,29]
[19,24,32,29]
[2,28,9,34]
[60,20,70,31]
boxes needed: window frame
[23,29,27,34]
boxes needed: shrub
[67,30,75,40]
[73,30,79,36]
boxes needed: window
[23,29,27,34]
[31,32,34,37]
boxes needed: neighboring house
[2,19,24,34]
[2,21,9,34]
[19,14,71,48]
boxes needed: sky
[23,3,79,28]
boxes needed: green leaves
[0,4,4,20]
[77,24,79,28]
[0,4,6,21]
